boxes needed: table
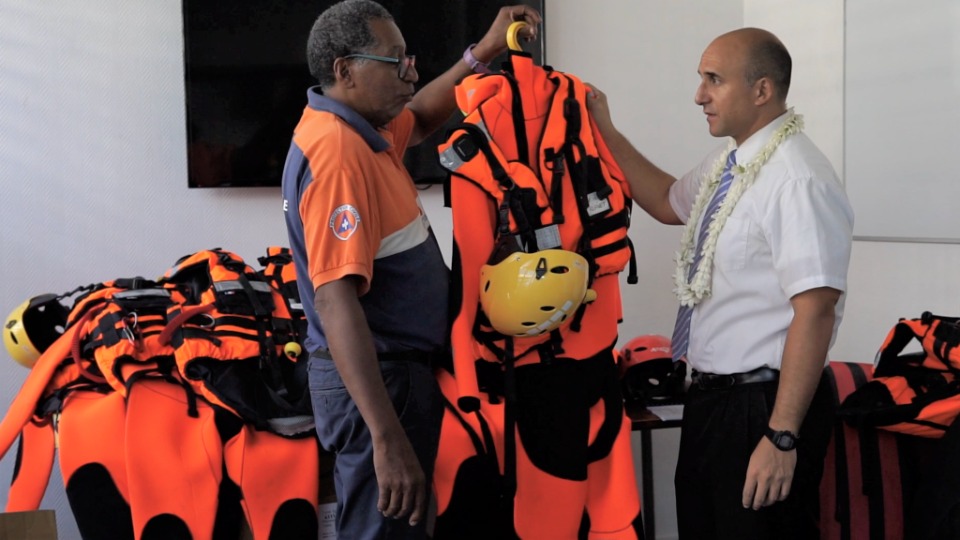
[625,400,682,540]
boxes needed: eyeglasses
[343,53,416,80]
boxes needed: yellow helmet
[3,294,69,368]
[480,249,597,337]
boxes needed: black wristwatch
[765,427,799,451]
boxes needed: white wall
[3,1,960,539]
[844,0,960,242]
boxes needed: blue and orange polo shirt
[282,87,450,354]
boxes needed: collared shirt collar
[306,86,390,153]
[733,110,792,164]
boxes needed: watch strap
[463,43,492,74]
[764,426,799,451]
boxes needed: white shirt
[668,113,854,374]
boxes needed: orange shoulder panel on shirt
[297,108,421,294]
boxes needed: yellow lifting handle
[506,21,528,51]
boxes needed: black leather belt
[691,366,779,391]
[312,348,448,366]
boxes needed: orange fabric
[62,282,179,396]
[447,55,631,276]
[434,368,639,539]
[439,53,639,538]
[843,314,960,438]
[433,369,505,516]
[434,370,473,516]
[124,379,222,540]
[88,292,174,396]
[294,107,418,294]
[5,418,55,512]
[0,324,82,462]
[163,249,292,320]
[158,249,305,428]
[878,316,960,372]
[258,246,304,320]
[57,390,129,502]
[512,396,638,540]
[56,389,138,540]
[223,426,319,540]
[582,412,640,540]
[449,170,623,400]
[164,304,268,418]
[0,248,317,539]
[444,55,631,402]
[875,377,960,437]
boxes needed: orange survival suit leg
[124,378,228,540]
[433,368,509,539]
[512,352,641,540]
[5,417,56,512]
[58,389,134,540]
[222,425,320,540]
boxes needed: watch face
[773,431,796,450]
[767,428,798,451]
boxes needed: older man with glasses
[281,1,539,539]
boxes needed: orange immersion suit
[435,50,642,539]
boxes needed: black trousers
[674,371,835,540]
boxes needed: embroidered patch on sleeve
[329,204,361,240]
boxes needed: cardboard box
[0,510,57,540]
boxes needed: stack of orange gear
[1,247,321,540]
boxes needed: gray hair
[306,0,394,89]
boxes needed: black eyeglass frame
[343,53,416,80]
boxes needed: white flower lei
[674,109,804,307]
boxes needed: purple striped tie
[671,149,737,363]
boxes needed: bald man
[588,28,853,538]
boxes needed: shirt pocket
[713,214,752,271]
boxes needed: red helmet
[619,334,687,404]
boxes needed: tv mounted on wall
[182,0,545,188]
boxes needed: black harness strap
[457,124,541,252]
[501,62,530,167]
[502,337,519,511]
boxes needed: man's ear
[753,77,773,106]
[333,57,355,88]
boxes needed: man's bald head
[713,27,792,104]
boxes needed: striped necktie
[671,149,737,363]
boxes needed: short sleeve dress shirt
[667,112,854,374]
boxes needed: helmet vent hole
[483,281,491,292]
[521,321,536,327]
[539,305,556,312]
[9,334,18,345]
[550,266,570,274]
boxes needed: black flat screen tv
[182,0,545,188]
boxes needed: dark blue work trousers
[310,356,443,540]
